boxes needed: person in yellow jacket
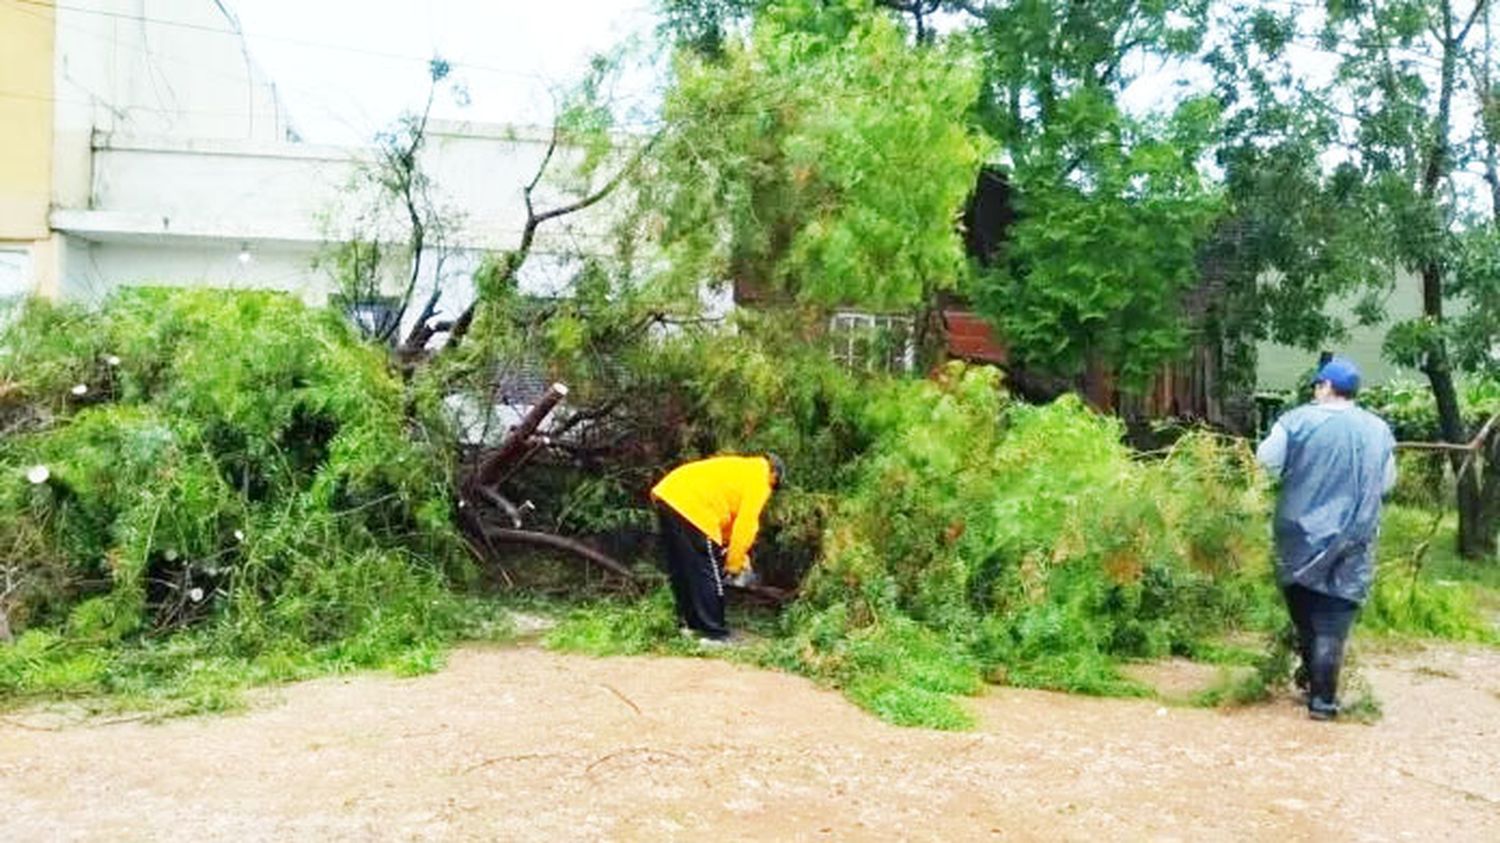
[650,453,784,641]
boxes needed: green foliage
[1358,379,1500,442]
[0,289,475,710]
[470,281,1492,727]
[642,0,984,310]
[657,0,758,57]
[971,165,1222,384]
[773,363,1274,719]
[1364,506,1496,642]
[962,0,1223,385]
[545,588,688,656]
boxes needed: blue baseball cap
[1312,356,1361,394]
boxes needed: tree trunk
[1418,3,1495,557]
[1421,278,1493,558]
[1475,429,1500,557]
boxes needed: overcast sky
[231,1,662,144]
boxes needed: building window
[828,311,916,373]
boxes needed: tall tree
[640,0,986,312]
[958,1,1223,386]
[661,1,1227,387]
[1213,0,1500,557]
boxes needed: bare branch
[399,285,445,352]
[530,132,661,229]
[1458,0,1491,46]
[446,132,661,351]
[479,527,637,582]
[527,121,561,197]
[549,398,623,440]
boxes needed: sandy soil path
[3,643,1498,841]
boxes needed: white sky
[230,1,662,144]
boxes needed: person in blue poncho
[1256,356,1396,720]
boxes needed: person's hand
[727,568,760,588]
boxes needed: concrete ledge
[49,209,614,256]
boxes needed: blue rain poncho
[1256,402,1397,604]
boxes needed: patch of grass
[543,588,690,657]
[0,598,507,716]
[1366,506,1497,642]
[1339,667,1384,724]
[843,675,975,730]
[993,652,1152,698]
[1182,639,1266,667]
[1189,666,1269,707]
[1193,626,1295,708]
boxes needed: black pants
[656,504,728,640]
[1283,584,1360,713]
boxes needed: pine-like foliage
[0,289,471,709]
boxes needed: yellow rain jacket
[651,455,774,574]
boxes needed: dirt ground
[3,642,1499,842]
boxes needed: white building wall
[49,127,634,351]
[55,239,323,304]
[31,1,652,345]
[51,0,292,210]
[88,138,358,228]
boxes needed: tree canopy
[640,0,986,311]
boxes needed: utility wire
[9,1,381,138]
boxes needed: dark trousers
[656,504,728,640]
[1283,584,1360,713]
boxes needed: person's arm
[723,479,772,574]
[1256,421,1289,477]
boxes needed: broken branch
[480,527,638,582]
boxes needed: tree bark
[467,382,569,495]
[1418,1,1495,557]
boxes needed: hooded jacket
[651,455,774,574]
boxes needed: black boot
[1307,633,1346,721]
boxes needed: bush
[5,289,1486,725]
[0,289,474,710]
[775,365,1275,715]
[1364,506,1496,641]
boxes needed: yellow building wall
[0,0,55,241]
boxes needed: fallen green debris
[0,289,483,712]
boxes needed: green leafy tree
[954,0,1223,386]
[1212,0,1500,557]
[658,0,957,50]
[638,0,986,312]
[661,1,1227,386]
